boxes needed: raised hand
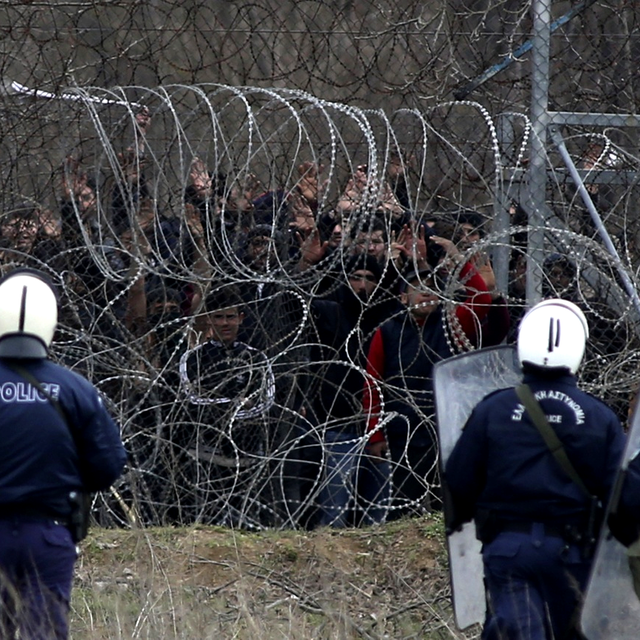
[189,157,212,199]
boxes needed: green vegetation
[70,516,476,639]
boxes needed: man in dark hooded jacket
[309,254,399,527]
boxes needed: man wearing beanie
[307,253,399,528]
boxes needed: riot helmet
[0,269,58,359]
[517,298,589,374]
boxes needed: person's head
[353,221,387,262]
[517,298,589,375]
[509,252,527,298]
[245,224,283,273]
[204,287,244,347]
[147,283,183,325]
[455,210,485,251]
[543,254,577,295]
[251,190,285,227]
[0,269,58,359]
[345,254,382,304]
[0,209,40,253]
[328,220,343,249]
[144,283,184,355]
[75,182,97,217]
[400,267,441,320]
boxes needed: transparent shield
[433,345,522,630]
[580,405,640,639]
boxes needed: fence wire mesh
[0,1,639,532]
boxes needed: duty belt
[500,520,582,542]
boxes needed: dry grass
[70,515,478,639]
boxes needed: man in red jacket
[363,235,491,519]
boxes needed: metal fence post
[526,0,552,306]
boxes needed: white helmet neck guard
[0,270,58,359]
[517,298,589,375]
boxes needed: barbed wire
[0,1,639,532]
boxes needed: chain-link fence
[0,0,639,530]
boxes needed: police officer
[444,299,625,640]
[0,269,127,639]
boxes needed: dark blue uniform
[0,358,126,639]
[444,371,625,640]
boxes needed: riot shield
[433,345,522,630]
[580,404,640,639]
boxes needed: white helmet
[0,270,58,359]
[517,298,589,374]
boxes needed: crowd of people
[0,107,630,533]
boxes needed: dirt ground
[71,514,474,639]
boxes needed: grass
[69,515,480,639]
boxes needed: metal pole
[550,126,640,317]
[526,0,552,306]
[453,0,597,101]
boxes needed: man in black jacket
[179,286,276,527]
[309,254,398,527]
